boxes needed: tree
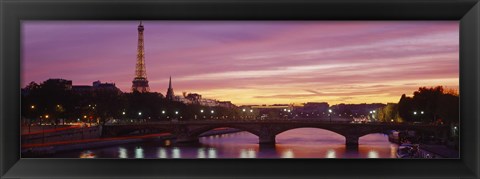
[397,86,459,123]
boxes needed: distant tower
[132,21,150,93]
[166,76,175,100]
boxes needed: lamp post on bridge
[249,109,254,120]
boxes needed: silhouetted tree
[398,86,458,124]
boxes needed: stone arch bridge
[102,120,449,147]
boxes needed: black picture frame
[1,0,479,178]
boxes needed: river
[48,128,399,158]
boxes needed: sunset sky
[22,21,459,105]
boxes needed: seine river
[51,128,399,158]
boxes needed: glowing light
[79,151,96,158]
[197,148,206,158]
[119,147,128,158]
[138,112,142,116]
[135,147,144,158]
[172,147,181,158]
[200,109,204,113]
[158,148,167,158]
[326,149,336,158]
[30,105,35,109]
[208,148,217,158]
[281,150,294,158]
[367,150,379,158]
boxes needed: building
[331,103,386,116]
[218,101,236,109]
[93,80,119,91]
[166,76,175,101]
[72,85,92,93]
[42,78,72,90]
[296,102,329,113]
[72,80,122,94]
[198,98,219,107]
[185,93,202,104]
[131,21,150,93]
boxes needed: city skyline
[22,21,459,105]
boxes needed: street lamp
[175,111,179,115]
[42,114,49,143]
[138,112,142,116]
[420,111,424,122]
[200,109,204,113]
[371,110,376,122]
[28,105,36,133]
[328,109,332,122]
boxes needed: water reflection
[172,147,181,158]
[135,147,144,158]
[208,148,217,158]
[326,149,336,158]
[158,148,167,158]
[367,150,379,158]
[119,147,128,158]
[239,149,256,158]
[79,150,96,158]
[197,148,206,158]
[281,149,294,158]
[52,128,398,158]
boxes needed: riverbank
[418,144,459,158]
[22,128,241,157]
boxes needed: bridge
[102,120,449,147]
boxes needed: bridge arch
[274,126,346,138]
[188,124,261,138]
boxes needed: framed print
[19,20,460,159]
[1,0,479,178]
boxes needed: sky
[22,21,459,105]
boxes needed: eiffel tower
[132,21,150,93]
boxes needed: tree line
[21,81,240,126]
[374,86,459,124]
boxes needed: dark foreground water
[50,128,398,158]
